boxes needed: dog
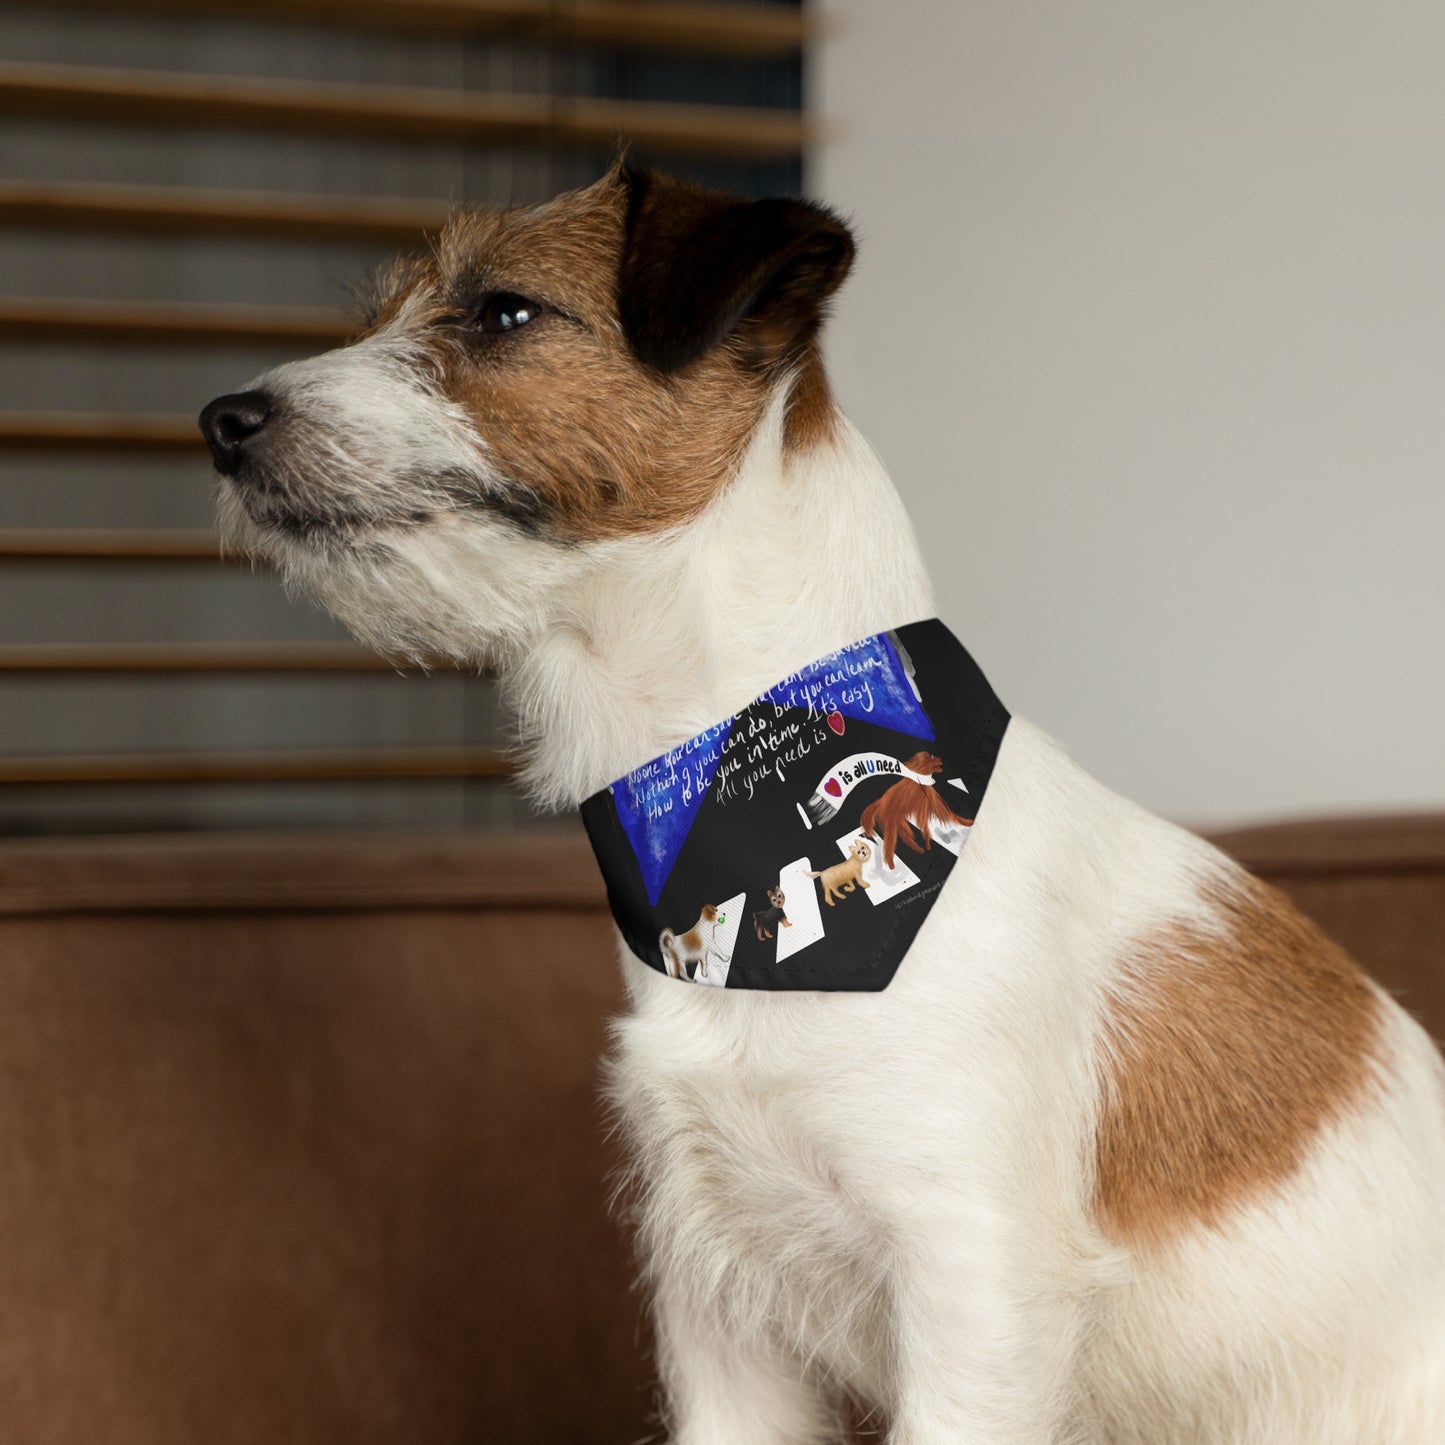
[859,751,973,869]
[804,838,873,907]
[201,163,1445,1443]
[752,886,792,940]
[659,903,731,981]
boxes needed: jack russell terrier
[200,163,1445,1444]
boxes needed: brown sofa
[0,817,1440,1444]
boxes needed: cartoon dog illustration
[751,886,792,940]
[805,838,872,906]
[659,903,732,980]
[859,751,974,869]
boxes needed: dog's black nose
[199,390,272,475]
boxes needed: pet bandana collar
[580,619,1009,991]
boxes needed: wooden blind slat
[0,529,224,561]
[0,644,414,673]
[0,297,351,348]
[0,62,813,161]
[0,296,352,346]
[27,0,811,58]
[0,745,512,784]
[0,413,202,451]
[0,180,448,244]
[561,1,811,57]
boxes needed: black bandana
[580,620,1009,991]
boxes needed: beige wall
[814,1,1445,826]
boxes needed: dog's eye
[472,292,543,335]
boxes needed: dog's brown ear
[618,166,855,375]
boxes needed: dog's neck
[505,388,936,809]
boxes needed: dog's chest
[612,994,894,1387]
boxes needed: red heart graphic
[824,778,842,799]
[827,712,845,736]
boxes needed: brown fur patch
[372,178,770,541]
[356,169,849,543]
[363,171,844,543]
[1093,872,1382,1247]
[782,341,840,452]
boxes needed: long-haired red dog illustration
[859,751,974,868]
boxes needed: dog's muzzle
[199,390,274,476]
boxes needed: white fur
[220,352,1445,1443]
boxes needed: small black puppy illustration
[752,886,792,940]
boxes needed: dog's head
[766,885,786,909]
[902,751,944,777]
[199,165,854,662]
[850,839,872,863]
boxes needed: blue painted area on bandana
[609,632,934,905]
[756,631,934,740]
[610,718,734,905]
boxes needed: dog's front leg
[884,1202,1089,1445]
[653,1274,841,1445]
